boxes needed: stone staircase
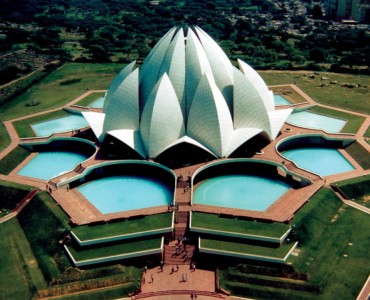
[164,243,196,265]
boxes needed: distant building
[325,0,370,23]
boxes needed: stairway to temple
[163,242,196,265]
[163,184,196,265]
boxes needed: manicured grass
[0,122,11,152]
[334,174,370,208]
[0,146,31,174]
[17,191,71,283]
[0,181,32,216]
[270,85,308,104]
[308,106,365,133]
[75,91,106,107]
[288,188,370,299]
[365,125,370,138]
[0,219,37,299]
[259,71,370,114]
[0,63,122,121]
[67,237,162,261]
[344,141,370,170]
[51,283,138,300]
[223,280,315,300]
[219,188,370,299]
[201,236,295,258]
[73,213,172,241]
[191,212,289,238]
[12,109,70,138]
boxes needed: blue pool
[282,147,355,176]
[194,175,290,211]
[287,111,346,133]
[32,114,88,137]
[89,97,105,108]
[78,176,173,214]
[18,151,88,180]
[274,95,291,106]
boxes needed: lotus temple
[2,26,370,298]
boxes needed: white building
[83,27,292,160]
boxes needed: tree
[312,5,323,19]
[89,45,110,62]
[309,47,327,63]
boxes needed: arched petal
[103,68,139,132]
[140,73,186,158]
[187,74,233,157]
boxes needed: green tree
[309,47,327,63]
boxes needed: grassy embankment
[0,146,31,175]
[4,190,141,299]
[260,71,370,115]
[334,174,370,208]
[220,188,370,299]
[0,63,121,122]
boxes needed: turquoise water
[18,151,88,180]
[32,114,88,137]
[78,176,173,214]
[274,94,291,106]
[287,111,346,133]
[194,175,290,211]
[282,147,355,176]
[89,97,105,108]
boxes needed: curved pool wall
[20,137,97,157]
[277,134,354,153]
[58,160,177,205]
[18,137,97,180]
[191,159,312,206]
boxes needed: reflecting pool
[32,114,88,137]
[18,151,88,180]
[78,176,173,214]
[281,147,355,176]
[287,111,346,133]
[274,94,291,106]
[194,175,290,211]
[89,97,105,108]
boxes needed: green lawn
[0,122,10,152]
[191,212,290,238]
[344,141,370,170]
[0,63,122,121]
[334,174,370,208]
[259,71,370,115]
[50,283,138,300]
[73,213,172,241]
[0,181,32,217]
[75,91,106,107]
[308,106,365,133]
[0,146,31,174]
[218,187,370,299]
[201,236,295,258]
[67,237,162,261]
[17,192,71,283]
[0,218,45,299]
[288,188,370,299]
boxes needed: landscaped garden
[0,63,369,299]
[219,188,370,299]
